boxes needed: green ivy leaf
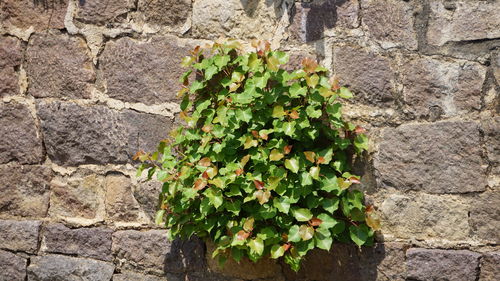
[288,225,301,242]
[293,208,313,222]
[273,197,291,213]
[270,244,286,259]
[285,158,300,174]
[349,224,369,247]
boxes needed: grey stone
[427,0,500,46]
[0,220,40,254]
[482,117,500,165]
[134,180,162,221]
[75,0,133,24]
[0,164,52,218]
[406,248,480,281]
[0,249,27,281]
[0,0,67,32]
[375,121,486,193]
[113,271,183,281]
[290,0,359,42]
[27,254,114,281]
[105,174,142,222]
[0,36,22,97]
[26,32,95,99]
[166,237,206,274]
[138,0,191,27]
[36,101,172,166]
[100,36,192,105]
[469,191,500,243]
[42,223,113,261]
[112,230,170,274]
[361,0,418,50]
[381,193,470,241]
[0,102,44,165]
[402,56,486,119]
[493,49,500,83]
[480,252,500,281]
[333,44,396,105]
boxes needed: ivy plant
[135,40,380,271]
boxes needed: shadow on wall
[238,0,287,20]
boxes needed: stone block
[427,0,500,46]
[105,174,142,222]
[480,252,500,281]
[0,164,52,218]
[27,254,114,281]
[0,36,22,97]
[0,220,40,254]
[375,121,486,193]
[0,0,67,32]
[0,102,44,165]
[406,248,480,281]
[165,237,206,274]
[482,116,500,165]
[100,36,191,105]
[112,230,170,274]
[75,0,134,24]
[290,0,359,42]
[113,271,183,281]
[0,249,26,281]
[402,56,486,119]
[134,180,162,221]
[333,44,396,105]
[42,223,113,261]
[137,0,191,28]
[36,101,172,166]
[380,193,470,240]
[26,32,95,99]
[361,0,418,50]
[469,191,500,243]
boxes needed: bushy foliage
[136,40,380,271]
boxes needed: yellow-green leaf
[270,149,284,161]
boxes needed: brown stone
[114,271,183,281]
[290,0,359,42]
[427,0,500,46]
[36,101,173,166]
[0,249,27,281]
[0,102,44,165]
[0,0,68,32]
[0,164,52,218]
[26,32,95,99]
[333,44,396,105]
[49,173,104,220]
[406,248,481,281]
[105,174,141,222]
[375,121,486,193]
[480,252,500,281]
[0,220,41,254]
[482,116,500,165]
[380,193,470,240]
[112,230,170,274]
[75,0,133,24]
[282,49,318,72]
[402,56,486,119]
[27,254,114,281]
[100,36,191,105]
[469,191,500,243]
[138,0,191,27]
[493,49,500,83]
[361,0,418,50]
[42,223,113,261]
[0,36,22,97]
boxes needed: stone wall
[0,0,498,280]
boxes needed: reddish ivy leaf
[198,157,211,167]
[236,230,250,240]
[284,145,293,155]
[253,180,265,190]
[193,178,207,190]
[309,218,323,227]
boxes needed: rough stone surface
[27,254,115,281]
[333,44,396,105]
[138,0,191,27]
[283,243,408,281]
[0,36,22,97]
[37,101,172,166]
[26,32,95,99]
[482,116,500,165]
[375,121,486,193]
[49,173,104,220]
[0,249,26,281]
[42,223,113,261]
[165,237,206,274]
[192,0,283,40]
[0,0,68,32]
[469,191,500,243]
[0,102,44,165]
[0,164,52,218]
[112,230,170,274]
[493,49,500,83]
[0,220,40,254]
[381,193,470,240]
[480,252,500,281]
[361,0,418,50]
[75,0,133,24]
[427,0,500,46]
[402,56,486,119]
[100,36,191,105]
[134,180,162,220]
[105,174,142,222]
[290,0,359,42]
[406,248,481,281]
[114,271,183,281]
